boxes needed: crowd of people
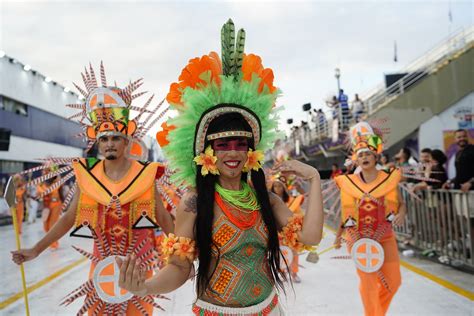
[290,89,367,146]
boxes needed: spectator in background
[316,109,328,137]
[327,95,339,120]
[419,148,433,178]
[395,147,412,167]
[443,129,474,192]
[26,181,39,224]
[351,94,365,122]
[411,149,448,192]
[419,148,432,165]
[338,89,350,129]
[330,163,343,179]
[301,121,310,146]
[379,153,394,170]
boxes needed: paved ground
[1,221,472,315]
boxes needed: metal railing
[322,180,474,269]
[395,187,473,269]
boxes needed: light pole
[334,68,341,93]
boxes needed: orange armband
[279,213,315,252]
[161,233,197,261]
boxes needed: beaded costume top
[205,210,273,307]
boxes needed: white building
[0,53,86,175]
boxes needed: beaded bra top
[205,209,274,307]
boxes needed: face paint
[212,138,249,152]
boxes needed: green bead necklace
[215,182,260,211]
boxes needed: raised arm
[272,160,324,246]
[118,190,197,296]
[11,189,79,265]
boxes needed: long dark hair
[194,110,286,297]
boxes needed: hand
[461,182,472,193]
[273,160,320,181]
[333,236,342,249]
[11,247,39,265]
[392,211,406,227]
[117,255,147,296]
[442,182,452,190]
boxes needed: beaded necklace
[215,182,260,212]
[215,182,260,230]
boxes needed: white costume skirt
[192,289,284,315]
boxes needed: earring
[243,149,264,173]
[193,145,220,176]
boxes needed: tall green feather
[233,29,246,76]
[221,19,235,76]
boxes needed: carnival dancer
[11,63,175,315]
[331,121,406,316]
[271,177,305,283]
[39,173,63,249]
[116,19,324,315]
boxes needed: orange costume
[40,183,62,249]
[14,186,25,234]
[61,158,166,315]
[19,63,176,315]
[333,121,402,316]
[286,195,304,276]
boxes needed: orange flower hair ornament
[243,149,265,173]
[193,145,220,176]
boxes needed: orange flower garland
[279,213,314,253]
[161,233,197,261]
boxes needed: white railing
[364,27,474,115]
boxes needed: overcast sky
[1,0,472,135]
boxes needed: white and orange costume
[331,122,402,316]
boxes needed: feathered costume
[156,19,313,315]
[17,63,178,315]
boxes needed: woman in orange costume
[40,176,63,249]
[271,179,305,282]
[333,121,406,316]
[13,175,26,235]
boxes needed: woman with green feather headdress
[118,19,324,315]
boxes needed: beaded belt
[192,289,280,316]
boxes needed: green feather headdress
[160,19,283,187]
